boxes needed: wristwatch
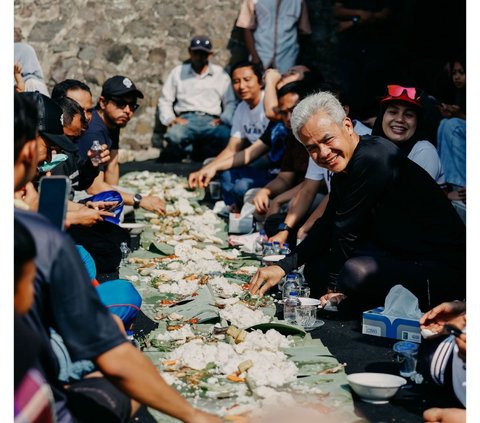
[277,222,292,233]
[351,15,360,25]
[133,193,143,209]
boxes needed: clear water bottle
[282,273,300,300]
[279,243,291,255]
[120,242,131,266]
[284,292,301,323]
[272,241,280,254]
[90,140,103,166]
[262,242,274,256]
[255,230,268,255]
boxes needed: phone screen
[38,176,70,231]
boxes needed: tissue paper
[381,285,423,320]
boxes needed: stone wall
[14,0,336,161]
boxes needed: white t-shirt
[230,92,270,144]
[408,140,446,184]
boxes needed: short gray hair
[291,91,346,141]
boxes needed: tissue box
[228,213,253,234]
[362,307,421,343]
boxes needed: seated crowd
[13,23,466,423]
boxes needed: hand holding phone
[38,176,70,230]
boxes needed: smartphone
[38,175,71,231]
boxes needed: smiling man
[188,60,268,189]
[249,91,466,314]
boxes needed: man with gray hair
[249,91,466,313]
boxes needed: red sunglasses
[386,85,419,100]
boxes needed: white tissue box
[228,212,253,234]
[362,307,421,343]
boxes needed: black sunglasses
[108,97,139,112]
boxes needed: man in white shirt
[158,35,237,162]
[188,61,272,208]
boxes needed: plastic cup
[208,181,221,200]
[393,341,419,377]
[295,305,317,327]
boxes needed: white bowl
[298,297,320,306]
[120,222,147,234]
[347,372,407,404]
[263,254,285,264]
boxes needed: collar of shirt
[188,63,214,79]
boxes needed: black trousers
[303,251,465,312]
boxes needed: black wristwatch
[351,15,360,25]
[277,222,292,233]
[133,193,143,209]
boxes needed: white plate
[304,319,325,331]
[298,297,320,306]
[120,222,147,234]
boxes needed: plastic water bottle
[120,242,131,266]
[284,292,301,323]
[282,273,300,300]
[90,140,103,166]
[263,242,274,257]
[279,243,291,255]
[272,241,280,254]
[255,230,268,255]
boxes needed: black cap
[101,75,144,99]
[21,92,77,153]
[189,35,212,53]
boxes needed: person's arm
[269,178,323,244]
[14,62,25,93]
[219,79,237,126]
[297,193,330,240]
[95,343,221,423]
[263,69,283,121]
[243,28,261,65]
[87,173,166,214]
[158,68,178,126]
[267,182,307,217]
[423,407,466,423]
[253,172,297,214]
[188,137,244,188]
[104,149,119,185]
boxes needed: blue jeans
[437,118,466,187]
[164,112,231,160]
[219,165,276,207]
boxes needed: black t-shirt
[278,135,466,275]
[14,210,127,422]
[76,109,120,160]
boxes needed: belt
[179,111,220,119]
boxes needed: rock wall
[14,0,336,160]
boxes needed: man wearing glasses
[76,76,165,214]
[77,75,142,186]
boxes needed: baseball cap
[101,76,144,99]
[21,91,77,153]
[380,85,422,108]
[189,35,212,53]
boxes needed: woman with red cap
[372,85,445,185]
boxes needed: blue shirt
[76,109,120,160]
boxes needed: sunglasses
[109,97,139,112]
[386,85,420,101]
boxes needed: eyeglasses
[109,97,139,112]
[386,85,420,101]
